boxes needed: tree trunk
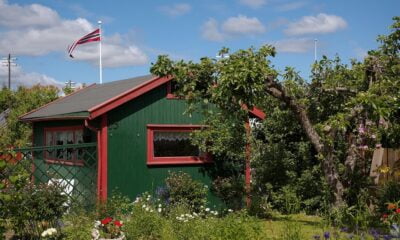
[265,78,345,206]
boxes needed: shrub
[124,202,165,240]
[62,209,95,240]
[248,195,275,219]
[273,185,301,214]
[376,181,400,214]
[211,176,245,210]
[162,171,207,212]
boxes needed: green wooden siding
[33,120,97,203]
[107,83,219,205]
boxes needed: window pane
[153,131,199,157]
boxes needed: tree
[150,17,400,206]
[0,85,59,148]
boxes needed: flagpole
[98,20,103,84]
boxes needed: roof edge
[88,75,172,120]
[19,83,96,121]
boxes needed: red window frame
[147,124,212,165]
[44,126,84,166]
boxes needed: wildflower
[396,208,400,214]
[228,209,233,212]
[214,211,218,216]
[323,231,330,239]
[376,143,382,148]
[101,217,113,225]
[145,207,150,212]
[158,208,162,213]
[158,204,162,208]
[371,134,376,139]
[205,208,210,212]
[94,221,101,228]
[142,204,146,208]
[382,214,389,219]
[114,220,123,227]
[388,203,397,210]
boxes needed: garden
[1,16,400,240]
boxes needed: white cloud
[222,15,266,35]
[272,38,314,53]
[239,0,267,9]
[285,13,347,36]
[159,3,191,17]
[201,18,225,42]
[276,1,307,12]
[0,1,148,68]
[0,65,63,88]
[201,15,265,41]
[0,0,60,28]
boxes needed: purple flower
[383,235,392,240]
[340,227,349,233]
[324,231,330,239]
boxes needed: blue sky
[0,0,398,88]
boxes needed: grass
[263,214,326,239]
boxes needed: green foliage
[280,221,304,240]
[162,171,208,212]
[0,85,58,148]
[97,191,133,220]
[376,181,400,214]
[62,209,95,240]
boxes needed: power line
[1,54,17,89]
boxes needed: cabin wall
[107,83,218,205]
[32,120,97,202]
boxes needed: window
[166,81,180,99]
[44,126,84,166]
[147,124,211,165]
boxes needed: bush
[376,181,400,214]
[248,195,275,219]
[273,186,301,214]
[212,176,245,210]
[161,171,208,212]
[0,158,68,238]
[62,209,95,240]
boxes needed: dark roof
[21,75,156,121]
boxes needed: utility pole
[65,80,76,89]
[314,39,318,62]
[1,54,17,89]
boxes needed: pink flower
[376,143,382,148]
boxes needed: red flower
[101,217,113,225]
[383,214,389,219]
[396,208,400,214]
[114,220,123,227]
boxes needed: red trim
[19,83,96,121]
[43,126,84,166]
[249,107,266,120]
[166,81,179,99]
[146,124,212,165]
[98,114,108,202]
[245,120,251,207]
[89,76,172,120]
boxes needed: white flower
[228,209,233,212]
[184,219,188,222]
[142,204,146,208]
[193,212,198,217]
[158,208,162,213]
[205,208,210,212]
[94,221,101,228]
[214,211,218,215]
[158,204,162,207]
[150,209,154,213]
[145,207,150,211]
[41,231,47,237]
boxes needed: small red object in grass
[114,220,123,227]
[383,214,389,219]
[396,208,400,214]
[101,217,113,225]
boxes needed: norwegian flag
[68,29,100,58]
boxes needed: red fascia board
[19,84,96,121]
[249,107,266,120]
[89,76,172,120]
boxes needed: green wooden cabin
[20,75,265,205]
